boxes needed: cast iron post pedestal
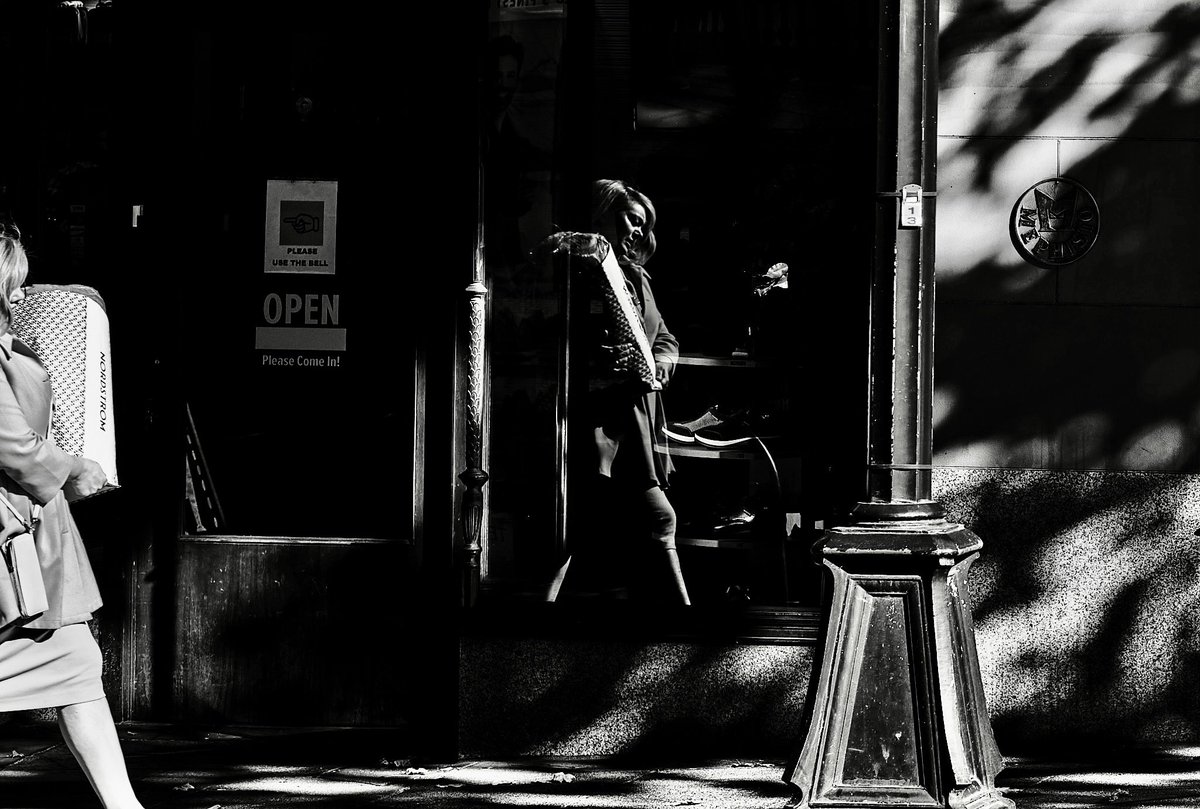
[782,0,1012,799]
[784,500,1014,809]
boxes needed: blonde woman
[0,223,145,808]
[543,181,691,604]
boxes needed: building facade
[1,0,1189,761]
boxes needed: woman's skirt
[0,622,104,712]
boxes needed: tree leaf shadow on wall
[934,0,1200,745]
[958,38,1111,191]
[938,0,1043,92]
[938,471,1200,747]
[940,0,1200,191]
[987,548,1200,750]
[940,473,1170,622]
[936,93,1200,472]
[1089,3,1200,122]
[458,638,809,761]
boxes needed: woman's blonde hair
[0,225,29,335]
[591,179,657,266]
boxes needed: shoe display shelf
[674,353,777,370]
[657,352,795,603]
[664,436,784,548]
[663,444,757,461]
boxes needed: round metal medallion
[1009,177,1099,268]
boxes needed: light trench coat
[588,262,679,489]
[0,331,101,629]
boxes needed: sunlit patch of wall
[935,0,1200,745]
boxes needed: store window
[483,0,877,607]
[176,12,422,543]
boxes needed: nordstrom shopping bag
[11,285,119,496]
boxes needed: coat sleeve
[651,317,679,363]
[643,281,679,363]
[641,280,679,388]
[0,373,72,506]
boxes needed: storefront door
[0,2,469,732]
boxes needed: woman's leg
[57,697,145,809]
[662,548,691,605]
[642,485,691,605]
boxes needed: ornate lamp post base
[785,502,1014,809]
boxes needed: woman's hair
[591,178,657,266]
[0,223,29,335]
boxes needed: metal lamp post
[784,0,1013,805]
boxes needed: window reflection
[484,0,875,607]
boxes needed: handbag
[0,493,47,629]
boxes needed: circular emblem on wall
[1009,177,1099,268]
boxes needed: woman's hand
[600,341,638,375]
[655,359,673,387]
[599,343,673,388]
[64,457,107,502]
[0,514,27,542]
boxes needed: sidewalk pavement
[4,719,1200,808]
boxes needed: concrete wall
[937,0,1200,470]
[936,0,1200,745]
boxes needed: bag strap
[1,334,55,534]
[0,491,35,534]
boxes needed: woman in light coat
[543,180,691,604]
[0,223,145,809]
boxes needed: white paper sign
[264,179,338,275]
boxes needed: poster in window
[264,179,338,275]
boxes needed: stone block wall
[458,637,813,759]
[936,467,1200,748]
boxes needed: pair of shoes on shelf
[663,405,780,447]
[680,501,765,538]
[712,506,756,535]
[661,403,731,443]
[694,410,780,447]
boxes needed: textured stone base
[459,637,813,758]
[935,467,1200,746]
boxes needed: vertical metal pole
[866,0,938,506]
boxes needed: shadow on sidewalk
[1,720,798,809]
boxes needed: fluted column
[459,135,490,607]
